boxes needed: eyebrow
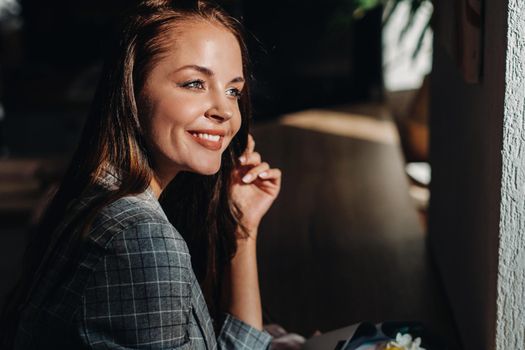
[175,64,244,84]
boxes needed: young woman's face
[140,20,244,179]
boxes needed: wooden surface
[253,105,459,348]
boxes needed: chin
[191,160,222,176]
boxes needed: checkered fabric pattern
[13,183,272,349]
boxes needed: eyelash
[179,79,205,90]
[226,88,243,100]
[179,80,243,100]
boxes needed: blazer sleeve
[80,220,194,349]
[217,313,272,349]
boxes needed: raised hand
[230,134,282,235]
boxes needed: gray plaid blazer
[14,179,272,349]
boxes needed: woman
[1,1,281,349]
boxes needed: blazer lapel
[191,280,217,349]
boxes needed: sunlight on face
[140,20,244,181]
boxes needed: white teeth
[192,132,221,142]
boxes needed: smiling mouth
[187,130,225,151]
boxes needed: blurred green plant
[353,0,433,59]
[352,0,383,18]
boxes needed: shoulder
[84,191,194,288]
[86,190,188,254]
[80,192,197,349]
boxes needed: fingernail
[242,174,253,183]
[239,156,246,163]
[258,172,268,178]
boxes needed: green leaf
[354,0,382,11]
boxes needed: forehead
[160,20,243,75]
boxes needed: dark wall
[428,0,506,348]
[5,0,130,111]
[243,1,383,117]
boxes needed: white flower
[388,332,426,350]
[396,333,413,347]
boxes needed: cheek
[232,111,243,135]
[153,98,204,129]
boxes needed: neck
[150,167,179,198]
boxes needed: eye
[226,87,243,100]
[179,79,205,90]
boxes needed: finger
[258,168,281,181]
[246,134,255,153]
[242,162,270,183]
[239,135,256,164]
[239,151,261,165]
[257,168,281,187]
[257,168,282,195]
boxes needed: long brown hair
[1,0,251,345]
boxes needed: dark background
[0,0,383,157]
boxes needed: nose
[205,92,234,122]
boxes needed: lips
[187,129,225,151]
